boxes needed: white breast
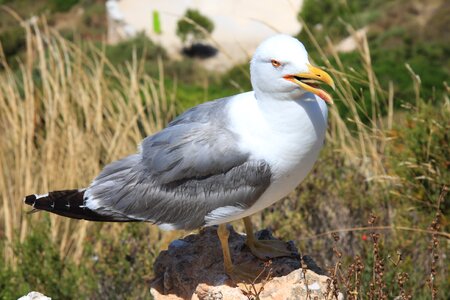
[209,91,327,223]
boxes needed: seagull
[24,34,334,279]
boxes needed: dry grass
[301,20,394,181]
[323,187,447,300]
[0,16,175,266]
[294,19,449,299]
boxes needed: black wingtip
[22,189,136,222]
[24,194,37,206]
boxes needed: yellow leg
[217,223,262,282]
[243,216,295,260]
[244,216,256,244]
[217,223,233,274]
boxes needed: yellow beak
[284,64,335,104]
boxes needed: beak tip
[330,82,336,91]
[325,96,334,105]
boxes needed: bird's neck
[254,92,327,132]
[254,87,304,102]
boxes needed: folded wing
[85,98,272,229]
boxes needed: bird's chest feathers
[228,94,327,177]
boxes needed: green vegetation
[0,1,448,299]
[0,218,93,299]
[0,21,175,299]
[0,25,25,57]
[0,0,106,67]
[176,8,214,44]
[299,0,449,107]
[49,0,79,12]
[299,0,381,40]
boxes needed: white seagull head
[250,34,335,103]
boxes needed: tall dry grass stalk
[300,20,398,182]
[0,17,175,266]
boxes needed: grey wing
[85,98,272,230]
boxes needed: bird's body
[24,34,334,279]
[206,90,328,224]
[26,90,327,229]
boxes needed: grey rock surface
[150,226,339,300]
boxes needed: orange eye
[271,59,281,68]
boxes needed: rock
[18,291,51,300]
[150,226,340,300]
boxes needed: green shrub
[88,224,158,299]
[0,26,26,57]
[104,33,166,65]
[176,9,214,43]
[50,0,79,12]
[82,2,105,28]
[0,218,93,299]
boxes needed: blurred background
[0,0,448,299]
